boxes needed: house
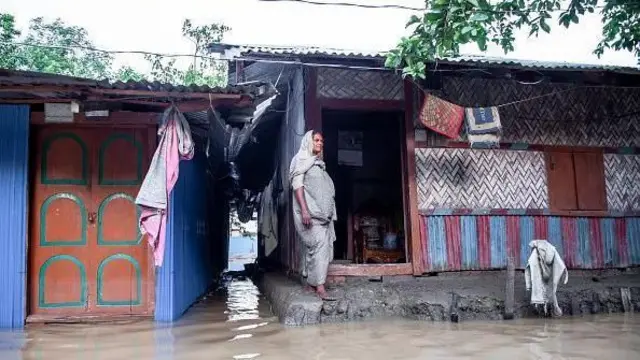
[0,69,273,328]
[213,44,640,280]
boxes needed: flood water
[1,278,639,360]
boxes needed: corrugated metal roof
[0,69,269,97]
[213,43,384,59]
[214,43,640,73]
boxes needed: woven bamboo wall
[416,77,640,147]
[316,68,404,100]
[416,148,548,210]
[413,77,640,212]
[605,154,640,211]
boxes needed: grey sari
[289,131,337,286]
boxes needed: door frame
[304,69,421,276]
[26,117,158,322]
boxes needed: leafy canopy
[0,13,229,86]
[385,0,640,79]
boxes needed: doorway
[28,125,155,320]
[322,109,406,264]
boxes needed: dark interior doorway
[322,109,406,263]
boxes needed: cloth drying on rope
[464,106,502,148]
[418,92,465,139]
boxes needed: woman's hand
[301,209,312,227]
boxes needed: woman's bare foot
[316,285,337,301]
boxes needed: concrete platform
[260,269,640,326]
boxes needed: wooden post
[504,257,515,320]
[621,288,632,313]
[449,292,459,323]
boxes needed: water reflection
[0,278,639,359]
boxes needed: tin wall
[155,152,217,322]
[421,215,640,271]
[0,105,30,328]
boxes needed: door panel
[30,128,93,316]
[545,151,578,211]
[30,126,153,319]
[89,128,151,315]
[573,152,607,211]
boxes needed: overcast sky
[2,0,637,73]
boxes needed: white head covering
[289,130,323,188]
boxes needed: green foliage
[0,13,229,86]
[0,14,21,69]
[113,66,147,82]
[145,19,230,87]
[386,0,640,79]
[19,17,114,79]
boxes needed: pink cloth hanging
[136,106,194,266]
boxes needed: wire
[1,40,222,61]
[258,0,423,11]
[258,0,640,14]
[4,40,527,75]
[5,39,640,96]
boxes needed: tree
[385,0,640,79]
[0,14,22,69]
[146,19,230,87]
[17,16,114,79]
[0,13,229,86]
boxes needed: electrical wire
[258,0,423,11]
[7,40,591,76]
[4,40,640,113]
[257,0,640,13]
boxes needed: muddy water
[1,278,639,360]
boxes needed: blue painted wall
[0,105,30,329]
[155,151,217,322]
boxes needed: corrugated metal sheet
[421,215,640,272]
[217,43,640,73]
[155,152,217,322]
[0,68,268,96]
[276,68,306,272]
[0,105,29,329]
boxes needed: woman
[289,130,337,300]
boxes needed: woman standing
[289,130,337,300]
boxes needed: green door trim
[97,193,142,246]
[98,133,143,186]
[96,254,142,307]
[38,255,87,308]
[40,193,87,247]
[41,132,89,185]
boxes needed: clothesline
[406,77,638,109]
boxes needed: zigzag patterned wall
[605,154,640,211]
[317,68,404,100]
[415,148,548,210]
[416,77,640,147]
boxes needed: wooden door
[29,126,154,319]
[545,151,578,211]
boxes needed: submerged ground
[1,276,639,359]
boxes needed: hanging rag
[418,93,465,139]
[464,106,502,148]
[524,240,569,316]
[135,105,194,267]
[258,179,278,256]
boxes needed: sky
[2,0,638,74]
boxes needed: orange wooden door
[29,126,154,319]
